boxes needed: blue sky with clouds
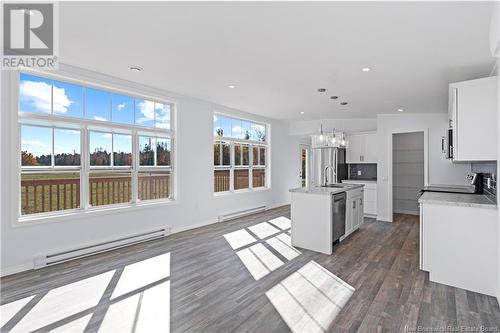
[19,73,172,162]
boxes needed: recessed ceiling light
[228,85,236,89]
[317,88,326,92]
[300,111,305,115]
[397,108,404,112]
[330,96,338,100]
[361,67,372,72]
[340,102,348,105]
[129,65,143,72]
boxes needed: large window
[18,72,174,217]
[213,114,268,193]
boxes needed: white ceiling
[59,2,495,120]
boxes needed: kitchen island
[289,184,364,254]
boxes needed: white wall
[0,65,300,275]
[377,114,471,222]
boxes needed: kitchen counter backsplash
[471,161,497,201]
[348,163,377,181]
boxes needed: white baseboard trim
[1,263,34,277]
[267,202,290,210]
[171,219,216,234]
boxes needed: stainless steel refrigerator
[311,147,347,187]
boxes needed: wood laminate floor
[1,206,499,332]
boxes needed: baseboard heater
[34,228,169,269]
[218,206,267,222]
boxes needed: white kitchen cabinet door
[342,181,377,217]
[450,76,498,161]
[358,198,364,226]
[346,133,378,164]
[346,135,364,163]
[363,134,378,163]
[352,198,360,230]
[344,197,354,236]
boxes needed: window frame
[16,70,177,222]
[213,113,270,195]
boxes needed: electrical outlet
[357,170,362,176]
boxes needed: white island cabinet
[342,180,377,218]
[419,192,498,296]
[289,184,364,255]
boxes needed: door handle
[441,137,446,153]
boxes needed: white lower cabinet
[420,202,498,296]
[343,180,377,217]
[343,187,363,238]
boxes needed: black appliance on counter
[420,173,484,195]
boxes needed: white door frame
[388,129,429,222]
[299,144,311,187]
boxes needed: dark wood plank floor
[1,206,499,332]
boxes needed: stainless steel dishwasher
[332,192,346,243]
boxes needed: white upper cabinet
[346,133,377,164]
[449,76,498,161]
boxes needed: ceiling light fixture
[300,111,305,115]
[129,65,143,72]
[340,102,348,105]
[361,67,372,72]
[330,96,338,100]
[397,108,404,112]
[317,88,326,92]
[228,85,236,89]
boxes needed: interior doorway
[299,144,310,187]
[392,132,425,216]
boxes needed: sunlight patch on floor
[236,243,284,280]
[49,314,92,333]
[248,222,280,239]
[2,252,172,333]
[223,229,257,250]
[269,216,292,230]
[266,234,301,261]
[101,280,170,333]
[266,261,355,333]
[0,295,35,327]
[9,270,115,333]
[112,252,171,299]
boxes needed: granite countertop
[418,192,497,209]
[289,184,364,195]
[343,179,377,184]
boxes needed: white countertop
[342,179,377,184]
[418,192,497,209]
[289,184,364,195]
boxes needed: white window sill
[14,199,178,227]
[213,187,271,197]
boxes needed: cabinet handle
[353,201,356,209]
[360,199,363,206]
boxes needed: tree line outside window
[213,114,268,193]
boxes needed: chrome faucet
[323,165,336,186]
